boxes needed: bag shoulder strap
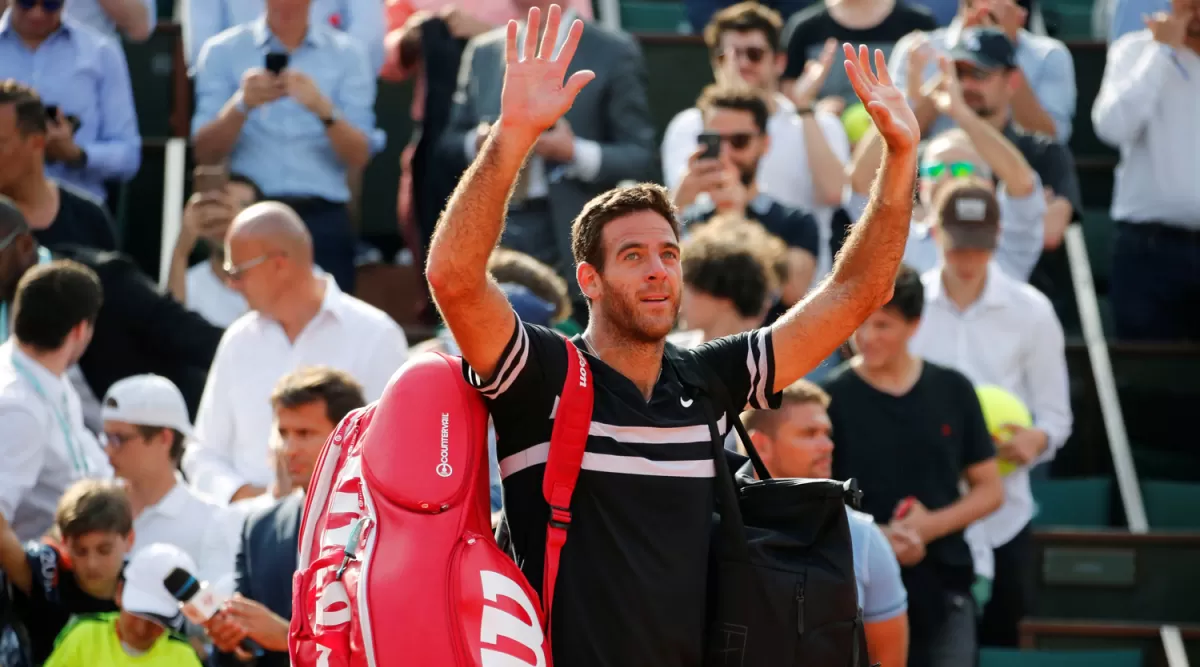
[541,336,594,626]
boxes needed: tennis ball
[842,103,872,144]
[975,385,1033,477]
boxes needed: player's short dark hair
[0,80,47,136]
[271,366,366,426]
[885,264,924,321]
[704,1,784,52]
[12,260,103,351]
[682,221,774,319]
[697,84,770,134]
[570,184,681,274]
[488,248,572,323]
[56,480,133,539]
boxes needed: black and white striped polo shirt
[465,317,780,667]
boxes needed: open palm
[500,5,595,136]
[842,44,920,150]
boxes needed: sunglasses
[223,252,282,280]
[920,161,977,179]
[16,0,65,11]
[707,132,759,150]
[716,46,769,64]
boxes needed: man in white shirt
[0,259,111,541]
[907,180,1072,648]
[1092,0,1200,342]
[101,374,239,584]
[661,2,850,278]
[182,202,409,504]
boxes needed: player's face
[760,402,835,479]
[853,307,919,371]
[64,530,132,598]
[589,211,682,343]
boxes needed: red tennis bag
[289,341,592,667]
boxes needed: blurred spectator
[0,7,141,204]
[663,2,849,280]
[822,263,1003,667]
[683,0,812,34]
[0,203,223,417]
[676,85,819,301]
[678,220,776,343]
[101,375,240,584]
[1092,0,1200,342]
[847,118,1045,280]
[44,543,202,667]
[182,203,407,504]
[889,0,1076,141]
[0,479,131,664]
[205,366,365,667]
[439,1,657,297]
[743,381,911,667]
[0,81,117,252]
[907,181,1072,648]
[0,260,111,542]
[63,0,156,41]
[186,0,386,71]
[167,172,263,327]
[191,0,384,293]
[783,0,937,105]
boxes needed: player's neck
[583,322,665,401]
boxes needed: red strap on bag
[541,337,594,630]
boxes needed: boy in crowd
[0,479,132,664]
[44,543,202,667]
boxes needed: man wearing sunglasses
[0,2,142,205]
[1,0,158,42]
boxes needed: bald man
[182,202,410,504]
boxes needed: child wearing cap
[43,543,202,667]
[0,479,132,664]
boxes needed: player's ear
[577,262,602,302]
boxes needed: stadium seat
[980,647,1142,667]
[1142,481,1200,531]
[1032,477,1113,528]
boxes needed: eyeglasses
[15,0,65,11]
[716,46,769,64]
[101,431,141,448]
[223,252,281,280]
[706,132,759,150]
[919,161,977,179]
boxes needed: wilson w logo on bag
[289,344,591,667]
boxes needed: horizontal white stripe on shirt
[499,444,716,480]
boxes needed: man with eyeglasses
[101,374,240,586]
[181,202,408,506]
[0,0,159,42]
[0,3,141,205]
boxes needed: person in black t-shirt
[426,7,921,666]
[0,479,132,665]
[822,264,1003,667]
[783,0,936,106]
[680,85,819,303]
[0,83,117,252]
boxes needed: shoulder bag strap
[540,336,594,626]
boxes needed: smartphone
[194,165,229,194]
[697,132,722,160]
[44,104,60,120]
[265,52,290,75]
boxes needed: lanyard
[11,354,90,476]
[0,247,54,345]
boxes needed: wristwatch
[321,109,339,128]
[796,107,814,116]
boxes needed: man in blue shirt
[0,1,141,204]
[741,380,911,667]
[186,0,385,72]
[191,0,383,293]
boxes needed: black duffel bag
[665,346,872,667]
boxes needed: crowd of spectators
[0,0,1195,664]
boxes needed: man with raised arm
[424,6,919,666]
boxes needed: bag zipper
[447,534,476,666]
[795,582,805,635]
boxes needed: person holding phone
[191,0,385,294]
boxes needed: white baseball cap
[122,543,197,630]
[102,375,193,437]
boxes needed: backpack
[289,340,592,667]
[663,345,872,667]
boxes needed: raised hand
[788,38,838,107]
[498,5,595,138]
[843,43,919,151]
[929,55,968,117]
